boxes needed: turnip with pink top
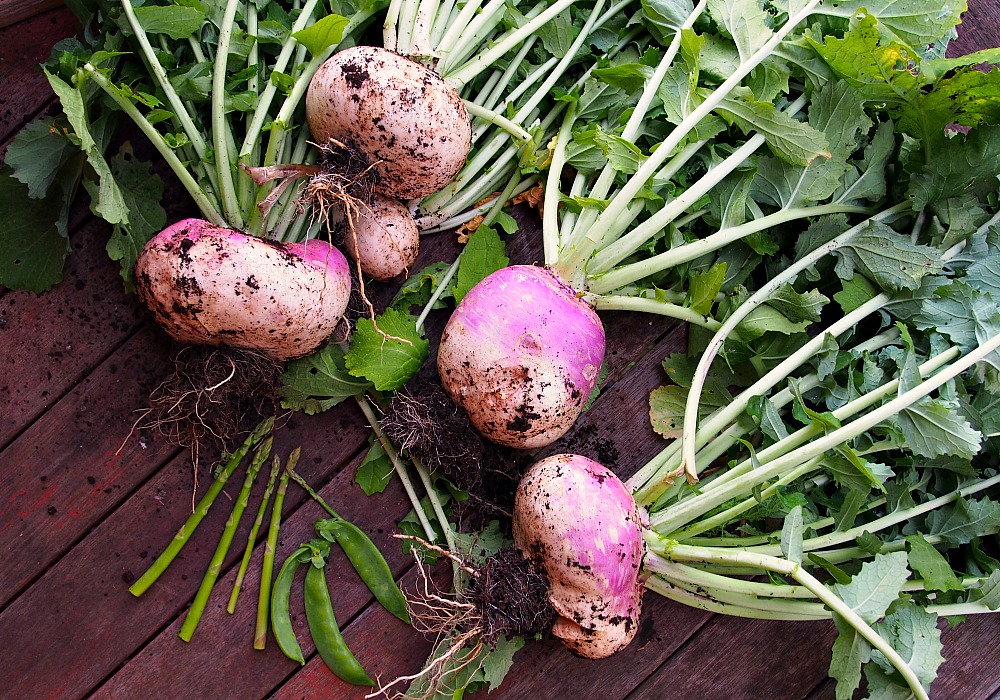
[437,266,605,448]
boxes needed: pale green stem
[544,101,576,266]
[588,203,869,295]
[443,0,579,87]
[383,0,404,49]
[415,256,461,332]
[411,455,460,585]
[356,396,437,541]
[463,101,532,141]
[656,331,1000,534]
[678,204,909,483]
[212,0,245,229]
[590,295,723,330]
[567,0,823,278]
[83,65,226,226]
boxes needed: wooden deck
[2,3,1000,699]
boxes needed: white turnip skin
[513,454,646,659]
[436,265,605,449]
[342,194,420,280]
[135,219,351,361]
[306,46,471,200]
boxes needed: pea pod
[270,546,310,664]
[304,562,375,686]
[317,517,410,623]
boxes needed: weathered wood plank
[629,617,839,700]
[951,0,1000,58]
[0,328,175,609]
[0,6,75,152]
[0,0,64,31]
[0,396,374,700]
[0,219,146,449]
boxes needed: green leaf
[706,0,773,62]
[480,636,524,690]
[280,344,372,414]
[736,304,810,340]
[716,92,832,165]
[355,434,394,496]
[907,125,1000,210]
[871,604,944,692]
[832,220,943,292]
[292,13,349,57]
[649,383,729,439]
[5,118,75,198]
[831,551,910,624]
[827,552,910,699]
[924,497,1000,547]
[766,285,828,323]
[640,0,695,44]
[894,396,981,460]
[0,167,71,292]
[812,0,965,47]
[780,504,804,564]
[391,260,456,311]
[688,262,726,315]
[592,63,654,93]
[345,308,429,392]
[132,5,207,39]
[856,531,883,555]
[969,570,1000,610]
[905,534,962,592]
[454,226,509,304]
[746,394,790,443]
[537,8,575,58]
[106,149,166,290]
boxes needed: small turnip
[436,265,605,449]
[306,46,471,200]
[341,194,420,281]
[514,454,646,659]
[135,218,351,361]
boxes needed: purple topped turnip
[436,265,605,448]
[514,454,647,658]
[135,218,351,361]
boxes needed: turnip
[437,265,605,448]
[513,454,646,659]
[135,218,351,362]
[305,46,472,200]
[340,194,421,281]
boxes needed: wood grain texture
[0,0,64,30]
[0,6,75,153]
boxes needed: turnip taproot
[306,46,471,200]
[436,265,605,448]
[135,218,351,361]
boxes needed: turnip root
[135,218,351,361]
[436,265,605,449]
[341,194,420,281]
[514,454,646,659]
[305,46,471,200]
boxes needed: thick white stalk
[678,204,909,482]
[588,203,869,295]
[590,295,723,330]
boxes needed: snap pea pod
[270,545,310,664]
[304,562,375,686]
[290,470,410,624]
[316,518,410,623]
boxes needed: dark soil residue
[466,547,556,643]
[381,378,527,519]
[142,345,282,454]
